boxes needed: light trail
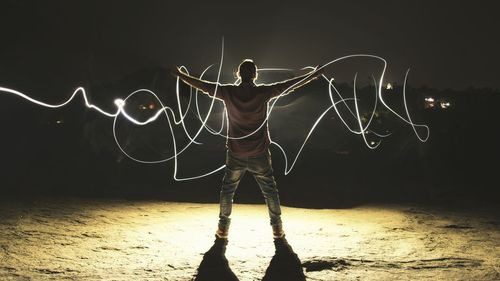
[0,39,429,180]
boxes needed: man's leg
[218,153,245,237]
[249,152,284,237]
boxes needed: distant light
[424,97,435,109]
[370,141,376,146]
[148,103,155,110]
[56,120,63,124]
[386,83,393,90]
[440,101,451,109]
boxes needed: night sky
[1,0,500,97]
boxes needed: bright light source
[386,83,393,90]
[440,101,451,109]
[424,97,436,109]
[114,99,125,108]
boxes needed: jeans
[218,150,282,231]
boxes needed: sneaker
[272,225,285,239]
[215,228,228,239]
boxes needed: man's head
[237,59,258,83]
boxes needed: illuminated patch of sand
[0,199,498,280]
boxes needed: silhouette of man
[172,59,322,239]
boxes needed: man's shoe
[215,228,228,239]
[272,225,285,239]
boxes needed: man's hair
[237,59,258,82]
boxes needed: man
[172,59,322,239]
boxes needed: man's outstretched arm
[270,67,323,97]
[171,67,221,98]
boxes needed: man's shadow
[192,237,305,281]
[192,237,239,281]
[262,237,306,281]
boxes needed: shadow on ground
[193,237,306,281]
[192,237,239,281]
[262,237,306,281]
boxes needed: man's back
[218,82,283,157]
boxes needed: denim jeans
[218,150,282,231]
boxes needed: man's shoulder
[222,83,274,96]
[212,84,236,96]
[255,83,283,94]
[217,84,238,91]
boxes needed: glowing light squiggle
[0,39,429,180]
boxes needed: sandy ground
[0,199,498,281]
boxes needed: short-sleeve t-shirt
[213,82,287,157]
